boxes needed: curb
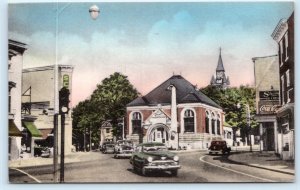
[227,155,295,175]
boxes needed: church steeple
[216,47,225,72]
[210,47,230,89]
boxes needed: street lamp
[237,103,252,152]
[53,3,100,183]
[89,5,100,20]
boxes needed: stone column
[274,120,278,154]
[170,85,178,149]
[259,123,263,151]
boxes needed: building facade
[252,55,280,152]
[271,12,294,160]
[8,39,27,160]
[126,75,224,149]
[22,65,74,155]
[210,48,230,89]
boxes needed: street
[9,151,294,183]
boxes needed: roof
[216,48,225,71]
[127,75,221,109]
[9,120,22,137]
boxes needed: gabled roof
[216,48,225,71]
[127,75,221,109]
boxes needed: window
[285,31,289,60]
[287,88,293,103]
[132,112,142,134]
[281,75,285,105]
[205,111,210,133]
[280,40,283,66]
[184,109,195,133]
[211,113,215,134]
[286,70,290,87]
[227,132,231,139]
[217,114,221,135]
[106,128,110,133]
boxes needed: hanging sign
[63,75,69,88]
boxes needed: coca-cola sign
[258,100,281,114]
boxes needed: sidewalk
[9,151,100,168]
[228,151,295,175]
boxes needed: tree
[201,85,258,144]
[90,72,140,139]
[72,72,140,149]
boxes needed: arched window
[217,114,221,135]
[211,112,215,134]
[227,132,231,139]
[132,112,142,134]
[205,111,210,133]
[184,109,195,133]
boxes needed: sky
[8,1,294,107]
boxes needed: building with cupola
[210,48,230,89]
[126,75,224,149]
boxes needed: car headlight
[173,155,179,161]
[147,157,153,162]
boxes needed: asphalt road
[9,151,294,183]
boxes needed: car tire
[141,166,147,176]
[171,170,178,177]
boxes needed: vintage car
[208,140,231,155]
[102,143,115,154]
[130,142,181,176]
[114,140,134,158]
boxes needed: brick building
[126,75,224,149]
[271,12,294,160]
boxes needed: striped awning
[9,120,22,137]
[22,121,42,138]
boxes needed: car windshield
[118,140,133,145]
[211,141,226,145]
[143,146,168,152]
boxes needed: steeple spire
[216,47,225,72]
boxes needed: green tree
[72,72,139,149]
[201,85,257,144]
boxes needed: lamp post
[53,3,100,183]
[237,103,252,152]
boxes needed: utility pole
[89,126,92,152]
[53,114,58,182]
[59,87,69,183]
[60,113,65,182]
[84,126,86,152]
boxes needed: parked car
[41,147,51,158]
[103,144,115,154]
[130,142,181,176]
[114,140,134,158]
[100,141,114,153]
[208,140,231,155]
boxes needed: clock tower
[210,48,230,89]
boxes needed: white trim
[129,111,143,135]
[127,102,223,113]
[180,107,197,134]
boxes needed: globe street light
[53,3,100,183]
[89,5,100,20]
[237,103,252,152]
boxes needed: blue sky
[8,1,294,106]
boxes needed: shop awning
[23,121,42,138]
[39,128,53,139]
[9,120,22,137]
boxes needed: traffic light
[59,87,70,114]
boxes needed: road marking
[199,156,275,182]
[11,168,42,183]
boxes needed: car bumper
[144,164,181,171]
[115,153,132,157]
